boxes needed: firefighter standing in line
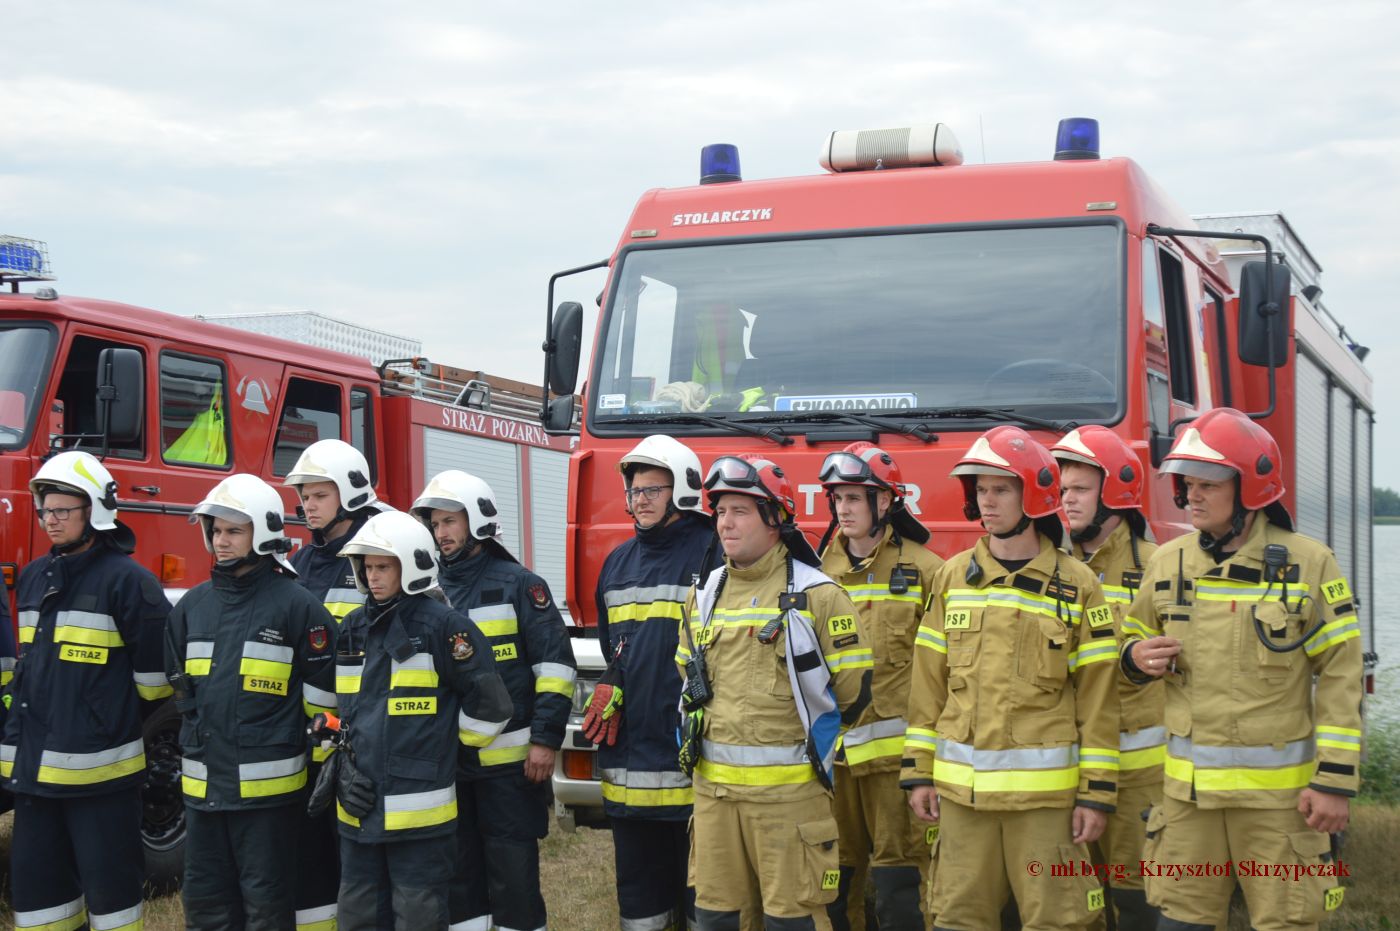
[1050,426,1162,931]
[167,474,338,930]
[902,427,1120,931]
[411,470,576,931]
[677,454,875,931]
[584,435,718,931]
[1120,409,1362,931]
[816,443,943,931]
[331,511,513,930]
[284,438,390,931]
[2,451,172,931]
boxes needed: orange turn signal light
[562,750,596,781]
[161,554,186,584]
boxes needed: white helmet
[618,435,705,514]
[30,451,120,531]
[338,511,439,596]
[412,470,501,541]
[192,474,296,573]
[283,439,379,512]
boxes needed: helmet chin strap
[1198,503,1248,559]
[991,514,1033,539]
[635,500,678,538]
[215,552,264,573]
[441,537,482,565]
[53,525,96,556]
[1070,501,1114,545]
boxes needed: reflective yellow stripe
[240,756,308,798]
[390,670,438,688]
[89,903,143,931]
[695,758,815,786]
[904,726,939,755]
[295,905,337,931]
[535,678,573,697]
[135,683,174,700]
[1194,578,1310,608]
[474,618,519,637]
[1120,745,1166,770]
[945,587,1083,624]
[933,758,1079,793]
[38,755,145,785]
[325,602,362,622]
[336,800,361,827]
[240,658,292,679]
[383,789,457,831]
[915,629,946,653]
[1080,747,1121,771]
[14,896,87,931]
[843,584,923,604]
[601,782,695,807]
[844,734,904,766]
[336,672,363,694]
[1304,617,1361,656]
[479,743,530,765]
[608,600,685,624]
[53,626,124,648]
[1100,585,1132,604]
[182,774,208,798]
[825,648,875,672]
[1315,725,1362,753]
[1069,642,1118,670]
[1165,756,1314,792]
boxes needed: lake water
[1370,524,1399,725]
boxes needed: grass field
[1,806,1395,929]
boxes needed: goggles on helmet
[704,456,765,492]
[817,451,882,488]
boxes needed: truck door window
[160,353,231,468]
[1158,249,1196,406]
[350,387,377,484]
[55,335,146,457]
[273,378,342,476]
[0,324,56,450]
[1205,287,1232,407]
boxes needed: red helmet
[1161,407,1284,510]
[818,442,904,497]
[703,454,797,520]
[1050,426,1143,510]
[950,426,1061,520]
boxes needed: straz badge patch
[450,632,475,662]
[308,626,329,653]
[528,582,551,610]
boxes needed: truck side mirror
[96,347,143,444]
[544,395,576,433]
[1237,261,1292,367]
[547,301,583,396]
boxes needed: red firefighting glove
[581,661,624,746]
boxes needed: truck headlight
[572,676,598,715]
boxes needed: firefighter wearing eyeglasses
[584,436,719,931]
[3,452,173,931]
[676,454,874,931]
[815,443,942,931]
[1120,409,1362,931]
[1050,427,1162,931]
[902,427,1119,930]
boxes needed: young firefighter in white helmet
[166,474,338,930]
[3,451,172,931]
[816,442,943,931]
[283,437,390,930]
[411,470,575,931]
[585,435,720,931]
[327,511,512,930]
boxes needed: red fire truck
[0,255,574,881]
[540,119,1376,819]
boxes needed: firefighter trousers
[611,816,694,931]
[689,788,841,931]
[8,788,144,931]
[930,798,1105,931]
[1086,779,1161,931]
[449,771,550,931]
[1142,795,1344,931]
[295,758,341,931]
[337,832,454,931]
[184,801,302,930]
[826,767,929,931]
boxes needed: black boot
[1110,888,1159,931]
[871,865,923,931]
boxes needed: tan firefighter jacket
[901,534,1120,812]
[1072,520,1163,789]
[1121,515,1363,808]
[821,525,944,776]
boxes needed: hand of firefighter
[1128,636,1181,678]
[307,711,342,744]
[1072,805,1108,844]
[581,659,624,746]
[1298,787,1350,834]
[909,785,940,823]
[336,754,378,820]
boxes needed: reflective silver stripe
[1167,735,1314,768]
[392,652,434,672]
[326,587,364,603]
[182,758,209,780]
[1,744,16,763]
[1316,729,1362,748]
[532,662,576,683]
[701,739,808,767]
[470,604,517,622]
[186,641,215,659]
[56,609,118,632]
[496,925,547,931]
[1120,726,1167,751]
[303,683,337,708]
[603,584,691,607]
[134,671,170,688]
[842,717,907,748]
[243,641,294,664]
[17,610,38,628]
[14,896,85,929]
[90,903,143,930]
[384,785,455,813]
[936,739,1077,771]
[485,727,531,750]
[601,768,692,789]
[40,738,144,772]
[1080,751,1119,766]
[458,710,509,739]
[620,914,675,931]
[449,919,493,931]
[239,755,307,781]
[296,905,338,925]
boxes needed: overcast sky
[6,1,1398,486]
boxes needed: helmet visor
[704,456,764,492]
[818,451,881,487]
[189,502,252,526]
[1160,458,1237,482]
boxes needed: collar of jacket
[45,537,106,578]
[635,511,706,550]
[725,537,789,582]
[1075,518,1131,569]
[970,533,1061,587]
[1192,509,1281,569]
[309,511,372,552]
[831,523,895,574]
[210,556,276,595]
[439,542,493,588]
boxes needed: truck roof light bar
[0,235,57,289]
[820,123,963,173]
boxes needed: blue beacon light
[700,144,742,184]
[1054,118,1100,161]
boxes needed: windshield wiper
[616,413,794,446]
[751,411,938,444]
[906,406,1077,434]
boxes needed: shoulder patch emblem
[1086,605,1115,629]
[308,626,329,653]
[528,582,551,609]
[450,632,475,661]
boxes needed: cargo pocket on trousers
[1287,830,1343,922]
[1141,805,1168,908]
[797,816,841,907]
[1058,844,1105,918]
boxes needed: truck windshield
[591,223,1123,429]
[0,324,55,449]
